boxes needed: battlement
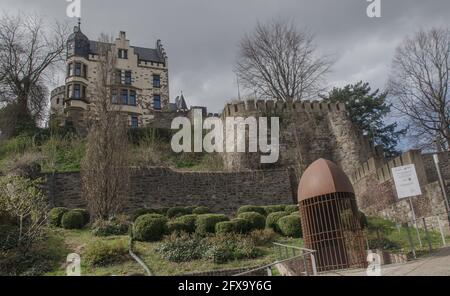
[51,86,66,97]
[350,149,425,184]
[223,99,346,117]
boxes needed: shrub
[156,233,206,262]
[248,229,277,246]
[168,215,198,234]
[195,214,229,234]
[48,207,69,227]
[359,211,368,229]
[237,205,266,216]
[91,216,130,237]
[230,218,250,234]
[71,209,90,226]
[61,210,84,230]
[133,214,168,242]
[131,208,160,221]
[265,211,289,233]
[166,207,191,218]
[204,234,260,264]
[184,206,197,214]
[277,215,302,238]
[192,206,210,215]
[263,205,286,215]
[0,225,20,251]
[284,205,299,214]
[237,212,265,231]
[215,221,236,234]
[83,240,128,267]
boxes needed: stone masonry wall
[42,167,294,215]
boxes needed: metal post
[409,198,423,248]
[437,215,446,246]
[433,154,450,213]
[310,253,318,275]
[405,223,416,259]
[422,218,433,253]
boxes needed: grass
[43,228,302,276]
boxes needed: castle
[50,22,173,133]
[47,24,450,233]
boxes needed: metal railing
[233,243,317,276]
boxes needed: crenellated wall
[220,99,376,191]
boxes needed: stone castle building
[50,23,171,131]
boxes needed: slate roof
[89,41,165,63]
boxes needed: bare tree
[0,12,68,136]
[388,28,450,151]
[81,35,130,221]
[235,20,333,102]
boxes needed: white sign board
[391,164,422,199]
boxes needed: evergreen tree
[323,81,406,157]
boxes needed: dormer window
[118,49,128,59]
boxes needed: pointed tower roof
[298,159,354,201]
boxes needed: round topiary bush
[168,214,198,234]
[237,212,266,231]
[277,215,302,238]
[265,211,289,233]
[237,205,266,216]
[263,205,286,215]
[131,208,160,221]
[192,206,210,215]
[133,214,168,242]
[184,206,197,214]
[167,207,191,218]
[231,218,250,234]
[48,207,69,227]
[72,209,90,226]
[61,210,85,230]
[215,221,236,234]
[195,214,229,234]
[284,205,299,214]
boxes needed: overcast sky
[2,0,450,113]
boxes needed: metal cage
[298,159,367,272]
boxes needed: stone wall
[42,167,294,215]
[220,100,376,182]
[351,150,450,233]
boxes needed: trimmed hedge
[263,205,286,215]
[84,240,128,267]
[231,218,250,234]
[72,209,90,226]
[167,207,191,218]
[168,214,198,234]
[277,215,302,238]
[48,207,69,227]
[195,214,229,234]
[265,211,289,233]
[237,212,266,231]
[61,210,85,230]
[215,221,236,234]
[133,214,168,242]
[237,205,266,216]
[192,206,210,215]
[131,208,160,221]
[284,205,299,214]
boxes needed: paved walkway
[320,247,450,276]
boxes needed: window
[129,90,136,106]
[68,63,74,76]
[73,84,81,99]
[121,89,128,105]
[75,63,82,76]
[118,49,128,59]
[125,71,132,85]
[111,89,118,104]
[83,64,88,78]
[153,75,161,88]
[131,116,139,129]
[56,98,60,105]
[153,95,161,110]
